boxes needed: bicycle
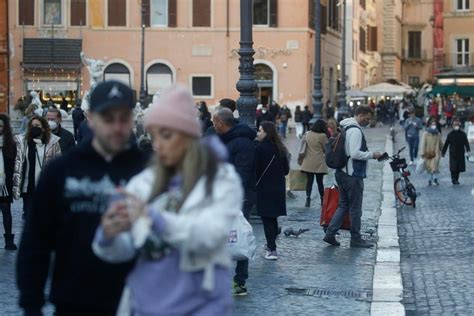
[389,147,417,208]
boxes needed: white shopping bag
[415,158,425,174]
[228,212,256,261]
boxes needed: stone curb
[370,136,405,316]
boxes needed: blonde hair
[148,139,218,209]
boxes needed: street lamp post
[337,0,349,120]
[311,0,323,123]
[236,0,257,128]
[139,4,147,105]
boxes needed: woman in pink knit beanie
[94,84,241,315]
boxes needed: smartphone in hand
[377,152,389,162]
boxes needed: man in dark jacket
[17,81,148,315]
[442,119,471,184]
[213,107,256,297]
[72,102,85,139]
[46,108,76,154]
[205,98,237,136]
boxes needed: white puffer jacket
[93,163,243,291]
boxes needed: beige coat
[301,132,328,174]
[421,131,443,173]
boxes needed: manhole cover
[285,287,372,301]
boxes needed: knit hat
[144,85,201,138]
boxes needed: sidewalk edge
[370,136,405,316]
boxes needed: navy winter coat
[220,123,257,206]
[256,139,289,217]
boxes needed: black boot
[4,234,17,251]
[305,197,311,208]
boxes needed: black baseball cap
[89,80,135,113]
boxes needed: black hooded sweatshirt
[17,139,148,315]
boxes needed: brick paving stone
[0,127,389,315]
[395,128,474,315]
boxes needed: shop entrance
[255,63,273,106]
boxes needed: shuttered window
[71,0,86,26]
[308,1,327,34]
[408,31,421,58]
[168,0,177,27]
[143,0,150,27]
[269,0,277,27]
[193,0,211,27]
[359,27,366,53]
[19,0,35,25]
[367,26,377,51]
[108,0,126,27]
[192,76,212,97]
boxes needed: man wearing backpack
[323,106,383,248]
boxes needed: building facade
[8,0,346,116]
[345,0,380,91]
[0,0,8,113]
[432,0,474,95]
[400,0,434,87]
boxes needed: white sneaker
[264,250,278,260]
[408,161,414,166]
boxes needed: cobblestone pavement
[232,127,388,315]
[394,128,474,315]
[0,127,388,315]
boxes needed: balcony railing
[402,49,428,61]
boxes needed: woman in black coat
[442,119,470,185]
[0,114,17,250]
[256,121,289,260]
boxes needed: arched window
[146,63,173,95]
[103,63,131,86]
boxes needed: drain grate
[285,287,372,301]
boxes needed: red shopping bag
[320,185,351,231]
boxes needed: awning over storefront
[22,38,82,71]
[430,85,474,97]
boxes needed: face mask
[454,126,460,130]
[262,109,267,114]
[48,121,58,130]
[430,125,437,130]
[30,126,43,139]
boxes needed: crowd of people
[2,79,471,315]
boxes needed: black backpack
[325,126,359,169]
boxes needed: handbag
[256,155,275,186]
[228,212,257,261]
[297,132,308,166]
[286,170,307,191]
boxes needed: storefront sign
[27,81,78,92]
[229,46,292,59]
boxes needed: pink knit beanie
[144,85,202,138]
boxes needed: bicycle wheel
[394,178,414,206]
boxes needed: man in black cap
[17,81,148,316]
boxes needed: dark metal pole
[139,5,146,105]
[337,0,349,120]
[311,0,323,123]
[236,0,257,128]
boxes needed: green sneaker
[232,282,248,296]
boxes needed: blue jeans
[279,122,288,138]
[234,200,252,286]
[407,136,419,162]
[326,170,364,241]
